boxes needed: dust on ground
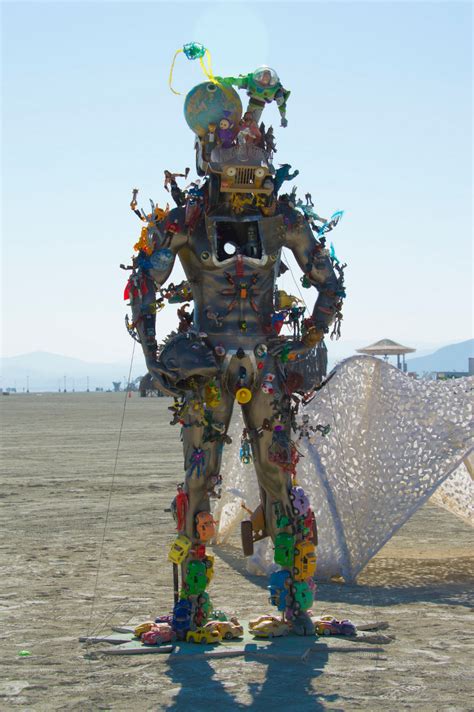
[1,393,473,711]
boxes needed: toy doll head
[219,117,232,130]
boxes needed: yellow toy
[293,540,317,580]
[186,627,222,644]
[203,554,215,584]
[133,621,155,638]
[168,534,192,564]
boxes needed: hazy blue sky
[2,1,472,363]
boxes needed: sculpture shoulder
[276,202,305,232]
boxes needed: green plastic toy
[219,66,290,126]
[273,532,295,568]
[292,581,313,611]
[185,560,208,595]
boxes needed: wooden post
[173,563,179,604]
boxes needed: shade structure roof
[356,338,416,356]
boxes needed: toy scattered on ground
[186,627,222,644]
[313,616,357,637]
[204,618,244,640]
[249,615,291,638]
[122,44,346,643]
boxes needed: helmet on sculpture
[252,66,279,88]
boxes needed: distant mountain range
[0,351,146,392]
[1,339,472,392]
[405,339,473,374]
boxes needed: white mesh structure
[215,356,473,582]
[431,453,473,527]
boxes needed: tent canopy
[357,338,416,356]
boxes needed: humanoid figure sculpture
[124,77,344,637]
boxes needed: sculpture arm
[128,210,187,362]
[282,211,344,344]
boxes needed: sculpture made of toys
[123,60,345,638]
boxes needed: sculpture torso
[177,212,286,350]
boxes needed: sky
[1,0,472,364]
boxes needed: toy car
[195,511,217,542]
[209,144,274,196]
[293,541,317,581]
[141,629,163,646]
[168,534,192,564]
[292,581,313,611]
[290,485,310,516]
[268,570,292,611]
[185,560,208,595]
[249,615,290,639]
[186,627,222,644]
[142,623,176,645]
[172,599,193,633]
[314,616,357,637]
[133,620,155,638]
[204,619,243,640]
[273,532,295,568]
[210,609,228,621]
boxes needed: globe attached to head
[184,82,242,138]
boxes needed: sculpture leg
[242,366,316,635]
[241,378,293,540]
[181,386,234,539]
[171,384,234,635]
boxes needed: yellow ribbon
[169,46,233,99]
[168,48,183,95]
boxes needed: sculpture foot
[291,611,315,636]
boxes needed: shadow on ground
[214,545,474,609]
[163,642,339,711]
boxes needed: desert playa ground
[1,393,473,711]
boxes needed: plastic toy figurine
[219,66,290,126]
[124,61,346,639]
[274,164,299,195]
[164,168,190,207]
[237,111,262,145]
[216,114,236,148]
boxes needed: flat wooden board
[80,633,135,644]
[82,618,392,658]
